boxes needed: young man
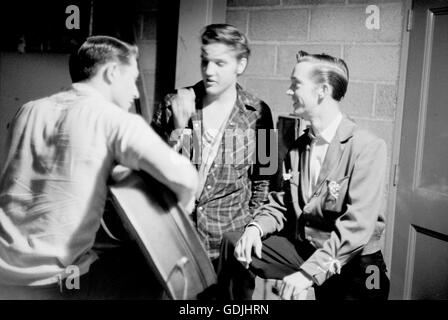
[0,36,198,299]
[214,51,390,300]
[152,24,274,265]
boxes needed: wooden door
[390,0,448,299]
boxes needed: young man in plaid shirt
[152,24,275,266]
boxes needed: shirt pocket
[321,175,350,218]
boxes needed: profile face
[286,61,320,121]
[111,57,140,111]
[200,42,246,98]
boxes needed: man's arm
[249,101,275,214]
[300,136,387,285]
[109,111,198,210]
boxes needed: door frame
[384,0,412,271]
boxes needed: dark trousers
[0,245,165,300]
[216,231,390,300]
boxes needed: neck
[310,100,341,134]
[204,84,237,108]
[78,78,112,102]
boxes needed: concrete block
[341,82,374,118]
[375,84,397,119]
[344,45,400,81]
[226,10,248,34]
[245,45,276,76]
[249,9,308,41]
[228,0,280,7]
[310,3,403,43]
[353,118,394,152]
[244,78,293,114]
[277,44,341,76]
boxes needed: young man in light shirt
[0,36,198,299]
[211,51,390,300]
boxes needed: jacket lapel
[312,116,356,196]
[299,129,312,202]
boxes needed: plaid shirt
[152,81,274,259]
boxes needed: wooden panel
[404,226,448,299]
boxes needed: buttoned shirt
[308,112,343,197]
[152,82,274,259]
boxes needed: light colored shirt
[308,112,343,196]
[0,83,197,286]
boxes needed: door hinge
[406,9,413,31]
[393,164,399,187]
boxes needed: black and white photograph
[0,0,446,310]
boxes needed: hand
[110,165,132,182]
[234,226,262,269]
[273,271,313,300]
[166,88,196,129]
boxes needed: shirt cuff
[246,221,263,237]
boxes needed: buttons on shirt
[198,206,204,211]
[206,185,212,190]
[306,235,313,242]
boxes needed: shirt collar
[311,112,343,144]
[72,82,107,101]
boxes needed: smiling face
[286,61,321,121]
[200,42,247,98]
[111,57,140,111]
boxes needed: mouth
[205,79,217,87]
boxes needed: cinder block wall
[227,0,406,265]
[227,0,404,154]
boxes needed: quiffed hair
[69,35,138,82]
[200,24,250,60]
[296,50,349,101]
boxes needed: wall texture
[227,0,404,156]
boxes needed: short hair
[69,35,139,82]
[296,50,349,101]
[200,24,250,60]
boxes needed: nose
[203,62,215,76]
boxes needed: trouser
[0,245,165,300]
[216,231,390,300]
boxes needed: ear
[103,62,119,84]
[320,83,332,99]
[236,57,248,75]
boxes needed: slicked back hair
[201,24,250,60]
[296,50,349,101]
[70,35,139,82]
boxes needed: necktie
[308,130,319,197]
